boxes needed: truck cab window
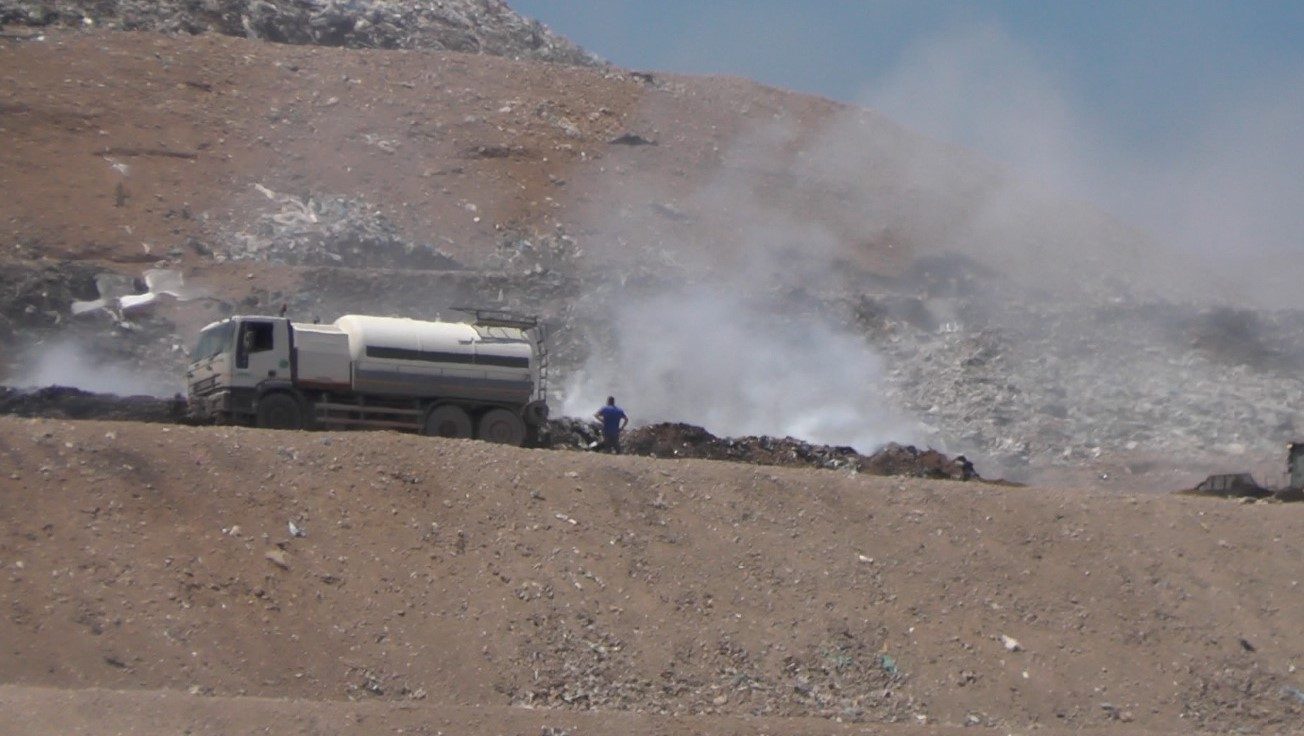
[236,321,275,368]
[245,322,275,353]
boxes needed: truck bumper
[187,389,232,422]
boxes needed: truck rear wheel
[424,405,473,438]
[256,393,302,430]
[477,408,526,446]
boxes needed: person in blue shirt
[593,396,629,454]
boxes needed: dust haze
[863,22,1304,304]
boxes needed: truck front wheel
[424,405,473,438]
[477,408,526,446]
[256,393,303,430]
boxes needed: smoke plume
[561,116,924,452]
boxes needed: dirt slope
[1,27,912,265]
[1,417,1300,733]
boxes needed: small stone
[1000,634,1022,652]
[265,549,289,569]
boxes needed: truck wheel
[477,408,526,446]
[523,400,550,426]
[256,393,302,430]
[424,405,473,438]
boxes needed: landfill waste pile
[0,385,188,423]
[0,0,598,64]
[486,230,584,277]
[220,185,463,270]
[857,265,1304,480]
[547,418,980,480]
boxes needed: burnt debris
[547,418,979,480]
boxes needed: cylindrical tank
[335,315,479,361]
[334,315,534,403]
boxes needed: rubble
[0,0,600,65]
[221,186,462,270]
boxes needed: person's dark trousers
[603,433,621,454]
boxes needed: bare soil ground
[1,417,1300,733]
[0,28,896,274]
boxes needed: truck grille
[189,374,220,397]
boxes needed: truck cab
[187,316,292,422]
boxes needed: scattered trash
[288,521,306,538]
[222,185,461,270]
[71,268,202,319]
[1000,634,1022,652]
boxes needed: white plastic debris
[70,268,201,319]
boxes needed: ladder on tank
[453,307,548,402]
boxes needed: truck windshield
[192,322,234,361]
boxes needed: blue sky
[514,1,1304,261]
[514,1,1301,152]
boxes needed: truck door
[234,319,290,386]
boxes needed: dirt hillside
[5,27,1302,491]
[1,416,1300,733]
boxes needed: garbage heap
[0,0,599,65]
[549,419,980,481]
[220,186,462,270]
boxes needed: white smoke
[563,287,919,452]
[10,341,177,397]
[561,116,924,452]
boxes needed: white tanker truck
[185,309,549,445]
